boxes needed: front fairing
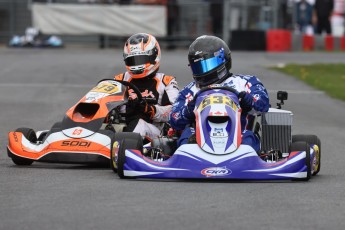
[121,144,311,180]
[194,90,242,155]
[62,80,128,136]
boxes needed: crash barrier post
[237,31,345,52]
[325,35,334,51]
[302,35,314,51]
[288,34,345,52]
[266,29,291,52]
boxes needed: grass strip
[272,63,345,101]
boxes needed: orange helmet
[123,33,161,79]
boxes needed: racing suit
[169,73,270,151]
[115,72,179,139]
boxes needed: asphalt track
[1,47,345,230]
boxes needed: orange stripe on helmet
[144,34,152,49]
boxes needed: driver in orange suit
[114,33,179,139]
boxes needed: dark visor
[124,55,155,66]
[190,55,226,76]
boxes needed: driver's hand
[238,91,253,112]
[183,100,196,120]
[187,100,196,114]
[127,97,139,107]
[139,100,156,119]
[128,92,139,100]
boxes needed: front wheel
[292,135,321,176]
[10,128,37,166]
[111,133,143,178]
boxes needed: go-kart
[9,27,63,48]
[7,79,143,166]
[112,86,321,181]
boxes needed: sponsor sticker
[198,95,237,111]
[61,140,91,147]
[72,129,83,135]
[212,128,224,137]
[171,112,181,120]
[201,167,232,177]
[91,82,120,94]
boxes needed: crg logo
[201,167,232,177]
[61,141,91,147]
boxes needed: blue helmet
[188,35,232,87]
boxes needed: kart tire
[10,128,37,166]
[37,131,49,142]
[113,133,143,178]
[110,133,138,173]
[292,135,321,176]
[290,141,311,181]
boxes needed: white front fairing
[195,92,242,155]
[21,131,111,154]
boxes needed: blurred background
[1,2,345,230]
[0,0,344,50]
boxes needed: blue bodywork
[121,144,314,180]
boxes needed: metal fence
[0,0,292,48]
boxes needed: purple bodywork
[118,89,314,180]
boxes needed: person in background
[296,0,314,33]
[169,35,270,152]
[114,33,179,139]
[313,0,334,34]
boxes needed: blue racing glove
[238,91,253,113]
[183,99,196,120]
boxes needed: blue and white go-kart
[111,86,321,181]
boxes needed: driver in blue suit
[169,35,270,152]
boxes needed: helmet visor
[124,55,155,66]
[190,55,226,76]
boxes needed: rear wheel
[292,135,321,176]
[10,128,37,165]
[290,141,311,181]
[111,133,143,178]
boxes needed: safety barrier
[266,30,291,52]
[266,29,345,52]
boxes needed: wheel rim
[312,144,320,174]
[111,141,120,170]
